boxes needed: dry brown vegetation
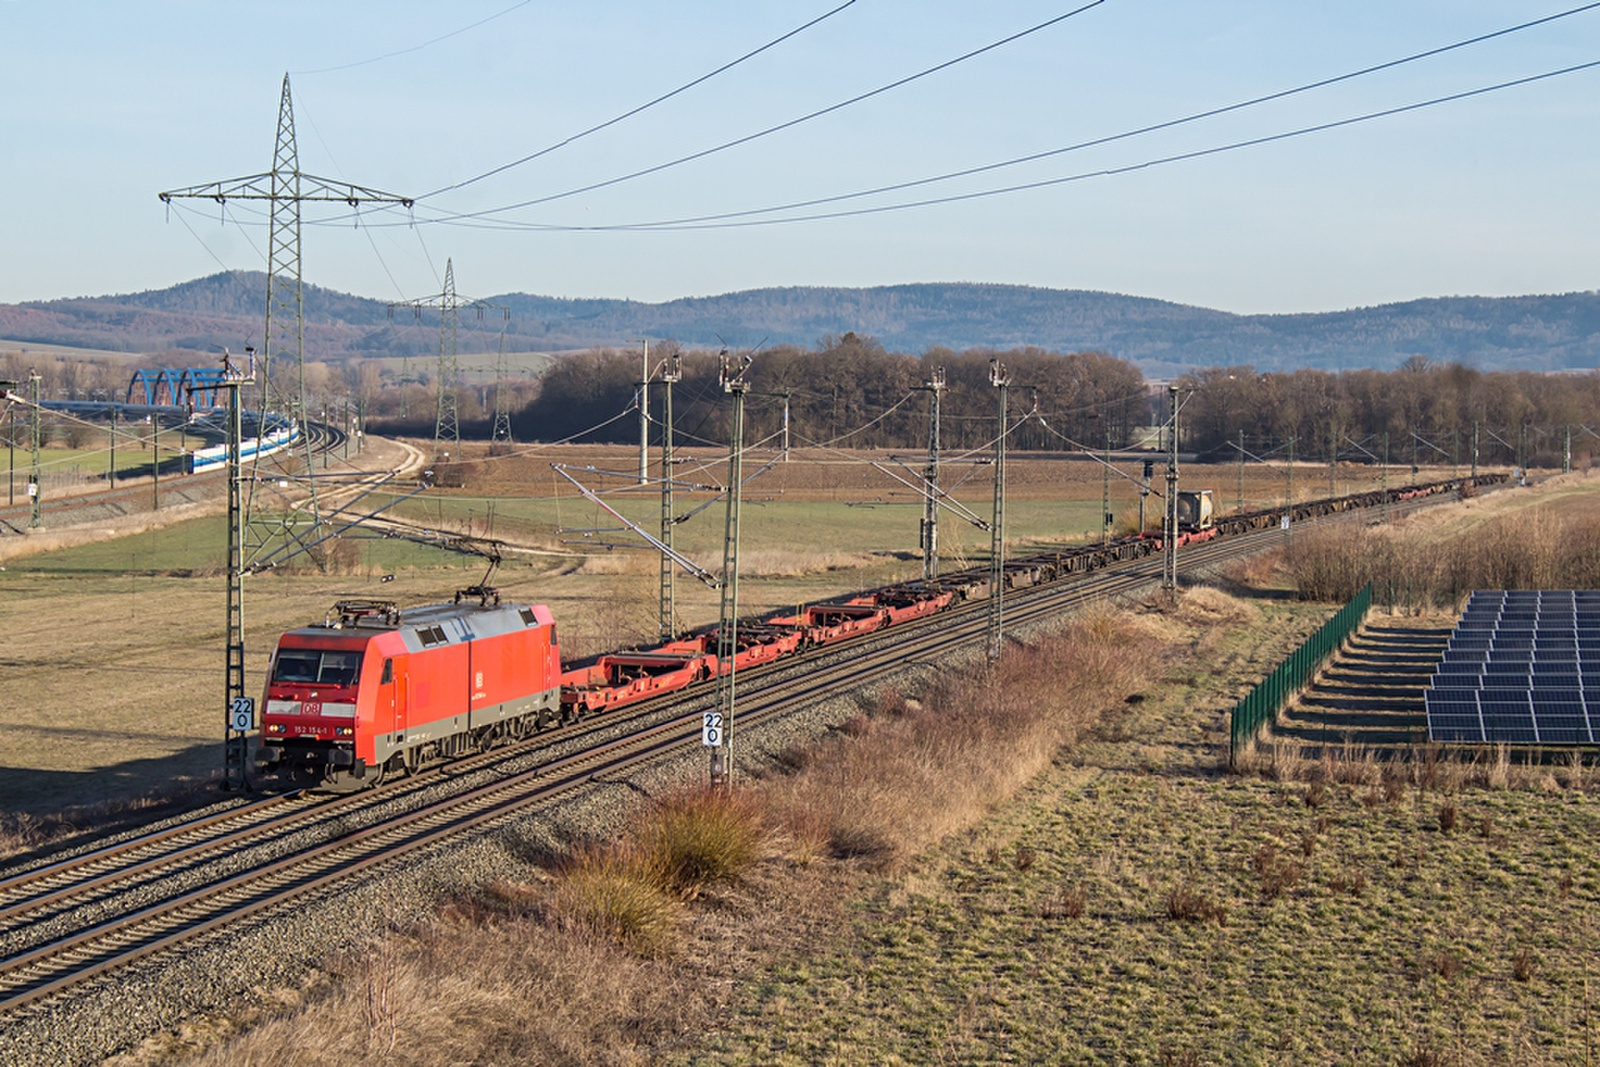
[761,604,1144,865]
[1284,473,1600,605]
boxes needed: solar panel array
[1425,590,1600,744]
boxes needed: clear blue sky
[2,1,1597,314]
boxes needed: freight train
[255,474,1502,790]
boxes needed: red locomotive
[255,593,562,790]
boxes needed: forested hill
[3,271,1598,374]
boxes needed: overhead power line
[404,55,1600,233]
[400,0,1110,223]
[174,4,1600,243]
[415,0,865,200]
[538,0,1600,230]
[292,0,538,76]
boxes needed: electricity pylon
[491,330,514,445]
[159,73,412,566]
[389,258,506,458]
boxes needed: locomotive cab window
[271,649,321,684]
[381,658,393,684]
[272,649,364,686]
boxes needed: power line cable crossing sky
[2,1,1598,313]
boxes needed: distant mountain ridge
[2,271,1598,374]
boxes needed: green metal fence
[1228,583,1372,767]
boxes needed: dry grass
[140,912,707,1065]
[551,842,684,957]
[1238,735,1586,799]
[1166,880,1228,924]
[0,773,228,862]
[635,786,767,897]
[738,547,880,578]
[760,604,1146,867]
[1283,482,1600,606]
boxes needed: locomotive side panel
[467,616,560,730]
[384,638,471,762]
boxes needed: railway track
[0,419,346,531]
[0,488,1470,1016]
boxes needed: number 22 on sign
[702,711,723,747]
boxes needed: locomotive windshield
[272,649,364,686]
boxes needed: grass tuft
[1041,882,1088,920]
[1167,880,1228,925]
[1402,1047,1446,1067]
[1252,844,1304,901]
[552,843,683,957]
[637,786,765,897]
[1423,950,1464,982]
[1327,865,1368,897]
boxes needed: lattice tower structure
[388,259,506,458]
[158,73,412,569]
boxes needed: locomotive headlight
[337,727,354,737]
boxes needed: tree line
[1177,358,1600,468]
[13,339,1600,470]
[513,333,1147,452]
